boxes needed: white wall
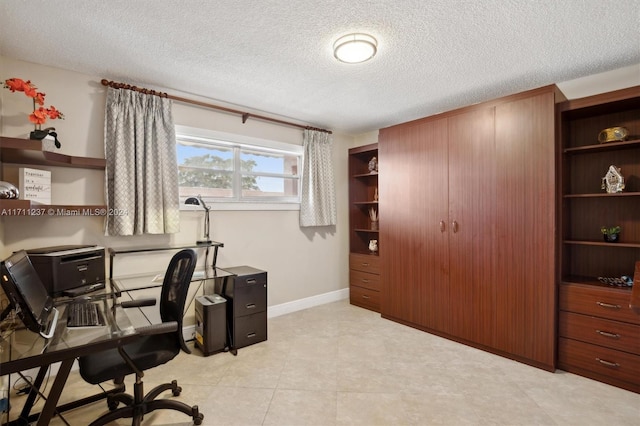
[0,57,354,322]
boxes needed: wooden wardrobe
[379,85,566,370]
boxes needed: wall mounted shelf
[0,136,107,216]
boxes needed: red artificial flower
[46,106,64,120]
[29,107,49,125]
[33,92,46,105]
[3,77,64,128]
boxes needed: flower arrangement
[3,78,64,130]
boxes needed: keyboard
[66,301,105,327]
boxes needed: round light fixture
[333,33,377,64]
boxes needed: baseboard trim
[267,288,349,318]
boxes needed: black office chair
[78,249,204,425]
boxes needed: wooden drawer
[349,253,380,275]
[559,311,640,355]
[559,283,640,325]
[350,285,380,312]
[558,337,640,388]
[350,269,380,292]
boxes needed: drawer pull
[361,262,369,267]
[362,295,370,299]
[596,358,620,368]
[246,303,256,309]
[596,330,620,339]
[247,332,256,338]
[361,279,370,283]
[596,302,621,310]
[246,278,257,284]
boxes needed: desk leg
[18,366,48,422]
[35,358,73,426]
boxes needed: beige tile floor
[4,299,640,425]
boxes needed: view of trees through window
[176,136,301,202]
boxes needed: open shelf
[563,240,640,248]
[0,136,106,169]
[564,192,640,198]
[563,138,640,154]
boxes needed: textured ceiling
[1,0,639,134]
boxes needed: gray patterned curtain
[299,129,336,227]
[104,87,180,236]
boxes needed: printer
[26,245,106,297]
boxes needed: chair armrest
[121,298,157,308]
[135,322,178,336]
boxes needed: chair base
[90,380,203,426]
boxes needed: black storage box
[195,294,227,356]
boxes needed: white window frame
[176,125,303,211]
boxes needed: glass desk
[0,284,141,425]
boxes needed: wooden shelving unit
[557,86,640,393]
[348,143,380,312]
[0,136,107,216]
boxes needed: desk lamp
[185,195,211,245]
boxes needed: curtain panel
[104,87,180,236]
[299,129,336,227]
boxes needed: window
[175,126,302,207]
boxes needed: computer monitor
[1,250,58,338]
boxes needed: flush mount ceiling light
[333,33,377,64]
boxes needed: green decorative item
[601,226,621,243]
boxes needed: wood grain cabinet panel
[379,85,562,370]
[558,338,640,392]
[559,311,640,354]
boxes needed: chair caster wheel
[192,405,203,425]
[171,380,182,396]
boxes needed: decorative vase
[603,233,619,243]
[371,220,378,231]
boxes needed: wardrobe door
[447,107,497,346]
[380,118,449,331]
[494,91,557,369]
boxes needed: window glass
[176,130,302,204]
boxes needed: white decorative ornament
[601,165,625,194]
[369,239,378,253]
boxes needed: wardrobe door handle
[451,221,459,233]
[439,221,446,232]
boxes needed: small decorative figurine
[369,239,378,253]
[368,156,378,173]
[373,187,379,202]
[601,165,625,193]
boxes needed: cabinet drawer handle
[596,330,620,339]
[246,278,257,284]
[247,332,256,338]
[361,262,369,267]
[361,279,370,283]
[596,358,620,368]
[596,302,621,310]
[439,220,446,232]
[451,221,459,233]
[362,295,370,299]
[246,303,256,309]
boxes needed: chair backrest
[160,249,197,353]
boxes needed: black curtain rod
[100,79,332,134]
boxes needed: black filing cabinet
[219,266,267,349]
